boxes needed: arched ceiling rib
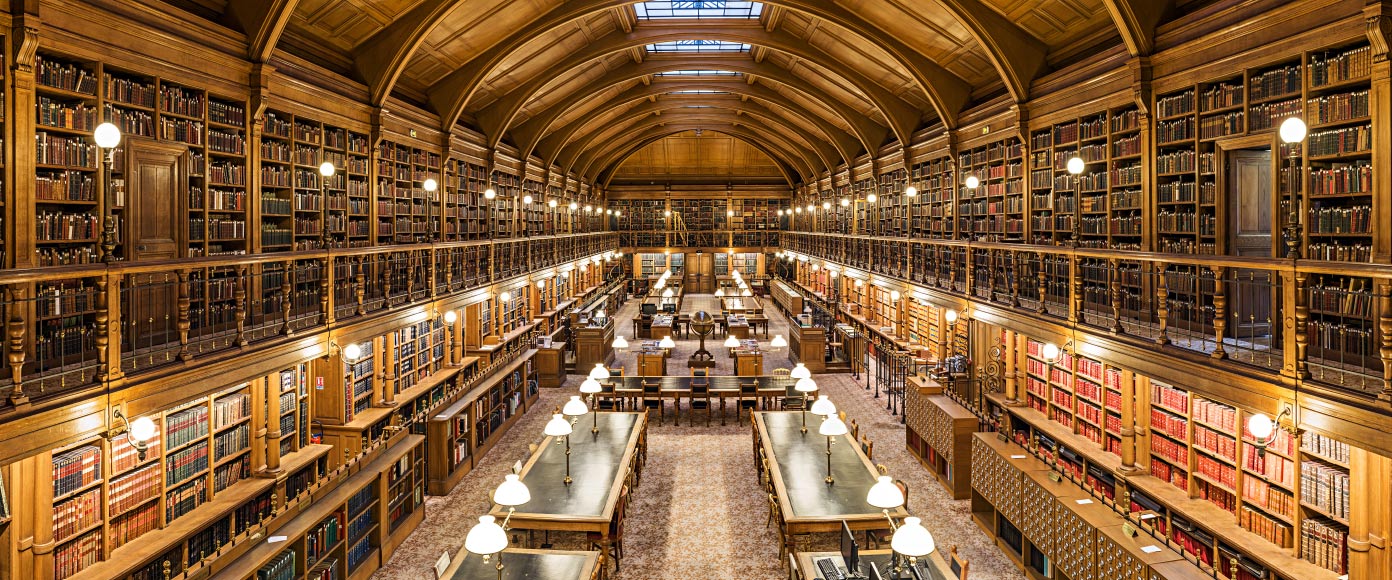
[463,22,928,149]
[594,125,801,187]
[570,113,819,181]
[227,0,299,63]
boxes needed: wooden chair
[860,434,873,460]
[772,367,791,377]
[597,381,618,411]
[587,484,629,573]
[640,380,664,424]
[948,545,969,579]
[737,380,760,421]
[689,369,713,426]
[849,418,860,440]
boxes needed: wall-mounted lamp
[1247,405,1295,457]
[111,408,157,461]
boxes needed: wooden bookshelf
[957,137,1024,242]
[425,350,540,495]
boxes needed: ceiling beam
[225,0,299,63]
[351,0,459,105]
[599,127,799,187]
[520,75,881,166]
[1103,0,1175,57]
[933,0,1048,103]
[529,82,861,167]
[459,22,931,147]
[574,111,825,179]
[591,122,807,187]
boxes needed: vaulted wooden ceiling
[172,0,1187,187]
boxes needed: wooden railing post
[1010,251,1022,307]
[1210,266,1227,359]
[96,273,124,386]
[1380,282,1392,402]
[1069,255,1083,324]
[1294,272,1310,378]
[235,265,249,347]
[280,262,293,336]
[1110,258,1125,334]
[7,285,28,406]
[1118,368,1140,473]
[1155,262,1170,345]
[1036,251,1048,314]
[355,256,367,316]
[321,256,333,325]
[176,270,191,361]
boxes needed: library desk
[536,341,567,387]
[651,315,675,340]
[754,412,908,535]
[490,412,647,550]
[792,550,953,580]
[439,549,601,580]
[728,319,753,339]
[595,376,796,425]
[573,320,615,370]
[789,323,827,372]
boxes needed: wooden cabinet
[788,323,825,372]
[904,376,977,499]
[425,351,540,495]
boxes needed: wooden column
[1348,447,1391,580]
[251,371,268,471]
[261,375,283,475]
[1134,374,1152,470]
[1003,329,1023,406]
[381,332,397,406]
[1117,368,1140,473]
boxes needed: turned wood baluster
[948,249,958,290]
[176,270,192,361]
[1010,251,1022,307]
[94,276,111,384]
[382,254,395,304]
[405,252,417,299]
[1036,252,1048,314]
[1110,259,1125,334]
[355,256,366,316]
[1070,255,1083,323]
[1155,263,1171,345]
[1380,283,1392,402]
[5,285,24,405]
[320,257,332,326]
[1294,272,1310,378]
[986,249,996,301]
[280,262,293,336]
[1210,266,1227,359]
[235,265,249,347]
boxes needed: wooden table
[754,411,908,535]
[792,550,954,580]
[651,314,675,340]
[595,376,796,425]
[727,318,753,339]
[439,548,601,580]
[490,413,647,556]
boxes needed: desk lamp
[658,335,676,350]
[867,475,905,527]
[769,334,787,352]
[544,414,575,485]
[579,378,603,433]
[715,287,725,297]
[465,515,509,580]
[790,363,812,380]
[724,334,740,354]
[890,517,936,579]
[612,335,629,353]
[493,474,530,531]
[794,377,819,434]
[588,363,611,381]
[819,414,848,484]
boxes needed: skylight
[654,70,742,77]
[635,1,764,19]
[647,40,751,53]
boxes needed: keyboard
[816,558,846,580]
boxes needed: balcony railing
[780,231,1392,403]
[0,232,618,410]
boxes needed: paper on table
[1076,499,1093,505]
[269,535,287,543]
[1010,454,1027,459]
[1141,546,1162,554]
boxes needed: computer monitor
[867,562,883,580]
[840,520,860,572]
[663,303,676,314]
[641,303,657,315]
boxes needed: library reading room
[4,0,1392,579]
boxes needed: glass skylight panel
[646,40,751,53]
[654,70,742,77]
[635,1,763,19]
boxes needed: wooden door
[685,253,714,293]
[1226,148,1273,336]
[124,139,189,350]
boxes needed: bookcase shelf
[958,138,1023,242]
[425,350,539,494]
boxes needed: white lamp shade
[658,336,676,349]
[867,476,905,509]
[715,288,725,297]
[795,377,818,393]
[1279,117,1307,144]
[662,288,674,298]
[1247,412,1274,440]
[94,122,122,149]
[423,178,438,192]
[129,416,157,443]
[810,395,836,417]
[770,335,787,348]
[905,185,918,197]
[543,414,573,437]
[964,175,980,189]
[655,280,666,290]
[819,416,849,436]
[444,310,458,324]
[719,334,739,348]
[740,288,752,296]
[588,364,611,380]
[943,309,958,324]
[891,517,936,558]
[579,377,603,394]
[562,395,589,417]
[612,335,629,349]
[493,474,530,507]
[464,515,508,555]
[342,343,363,362]
[1067,156,1085,175]
[318,161,336,177]
[1041,342,1061,362]
[790,363,811,379]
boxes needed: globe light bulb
[423,178,438,192]
[129,416,157,444]
[866,193,877,203]
[93,122,122,149]
[319,161,336,177]
[444,310,458,324]
[1248,413,1275,440]
[1067,156,1085,175]
[1041,342,1061,363]
[342,342,363,362]
[1279,117,1307,144]
[905,185,918,197]
[484,188,497,199]
[522,194,533,204]
[964,175,980,189]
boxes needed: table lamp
[715,288,725,297]
[890,517,936,579]
[794,377,818,434]
[465,515,509,580]
[493,474,531,530]
[579,378,603,433]
[810,395,836,418]
[658,335,676,349]
[588,363,611,381]
[724,334,740,354]
[819,415,848,484]
[790,363,811,380]
[543,414,575,485]
[612,335,629,352]
[769,334,787,353]
[563,395,588,418]
[867,475,905,527]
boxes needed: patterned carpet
[373,295,1019,579]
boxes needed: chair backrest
[948,545,969,579]
[772,367,790,377]
[849,418,859,440]
[740,380,758,394]
[611,366,625,377]
[861,435,873,460]
[600,381,615,394]
[895,479,909,511]
[642,380,660,395]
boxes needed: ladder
[672,212,689,246]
